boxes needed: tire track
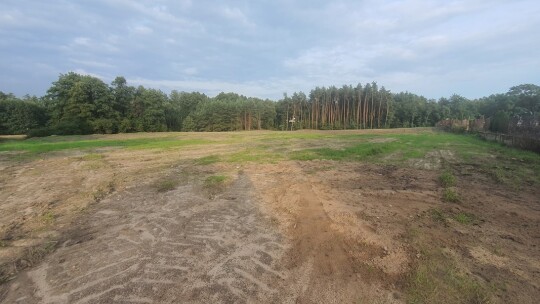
[2,172,287,303]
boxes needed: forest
[0,72,539,136]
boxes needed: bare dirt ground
[0,130,539,303]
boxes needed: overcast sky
[1,0,539,100]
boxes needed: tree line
[0,72,538,136]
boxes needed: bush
[490,111,509,133]
[118,118,133,133]
[92,118,118,134]
[450,125,467,134]
[26,127,54,138]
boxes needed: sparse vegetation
[0,137,209,154]
[430,209,477,225]
[0,129,538,303]
[93,181,116,201]
[196,155,220,165]
[431,209,447,223]
[443,188,460,203]
[440,170,456,187]
[406,248,491,304]
[204,175,227,187]
[454,212,476,225]
[0,240,58,284]
[492,166,506,184]
[81,153,103,161]
[155,178,179,192]
[41,211,55,225]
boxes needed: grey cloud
[0,0,539,100]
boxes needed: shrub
[450,125,467,134]
[53,119,93,135]
[205,175,227,186]
[118,118,133,133]
[27,127,54,138]
[439,171,456,187]
[490,111,509,133]
[91,118,118,134]
[443,188,460,203]
[454,213,475,224]
[155,179,178,192]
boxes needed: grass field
[1,128,539,303]
[2,129,538,186]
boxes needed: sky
[1,0,539,100]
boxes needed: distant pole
[289,116,296,131]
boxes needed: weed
[431,209,446,223]
[0,240,8,247]
[366,146,385,156]
[204,175,227,186]
[155,179,179,192]
[443,188,460,203]
[453,212,475,225]
[406,249,491,304]
[41,211,55,225]
[493,167,506,184]
[439,170,456,187]
[93,181,116,201]
[81,153,103,161]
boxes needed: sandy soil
[0,131,539,303]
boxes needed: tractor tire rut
[3,172,289,303]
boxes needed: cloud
[69,59,116,69]
[101,0,203,33]
[128,76,316,100]
[72,69,107,80]
[64,37,119,54]
[73,37,91,46]
[220,7,256,28]
[131,25,153,35]
[1,0,539,100]
[183,67,198,76]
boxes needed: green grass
[2,131,539,188]
[41,211,55,225]
[439,170,456,187]
[154,179,179,192]
[443,188,460,203]
[288,132,467,162]
[225,148,283,163]
[204,175,227,186]
[407,248,491,304]
[453,212,476,225]
[290,131,537,164]
[288,131,540,187]
[430,209,478,225]
[290,142,395,161]
[0,137,210,154]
